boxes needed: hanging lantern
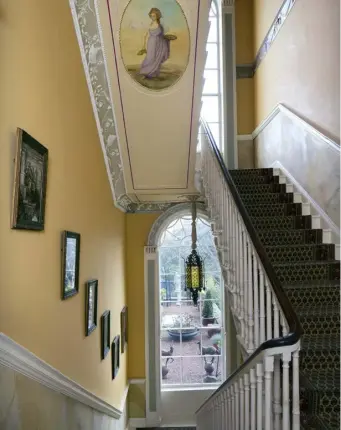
[184,200,205,305]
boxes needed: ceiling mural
[69,0,210,212]
[120,0,190,91]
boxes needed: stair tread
[297,303,340,316]
[301,334,340,351]
[273,260,339,267]
[301,368,340,392]
[266,244,333,250]
[283,280,340,288]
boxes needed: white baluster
[250,369,256,430]
[239,226,245,340]
[259,270,265,344]
[235,381,239,430]
[235,213,240,318]
[239,377,245,430]
[264,356,274,430]
[273,357,281,430]
[247,240,254,351]
[253,253,259,348]
[243,233,248,348]
[281,314,288,337]
[292,349,300,430]
[231,385,235,430]
[266,282,272,340]
[282,351,291,430]
[244,373,250,430]
[256,363,263,430]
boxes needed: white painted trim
[0,333,122,419]
[129,378,146,385]
[128,418,146,429]
[252,104,340,153]
[271,161,340,237]
[231,7,238,168]
[120,383,130,413]
[237,134,253,141]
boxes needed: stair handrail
[197,118,303,414]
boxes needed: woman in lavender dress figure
[138,8,176,79]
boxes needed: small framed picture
[120,306,128,353]
[112,335,120,380]
[85,280,98,336]
[101,311,111,359]
[11,128,48,230]
[61,231,81,300]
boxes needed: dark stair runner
[230,168,340,430]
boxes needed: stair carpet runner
[229,168,340,430]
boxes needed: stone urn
[162,365,169,379]
[204,362,215,375]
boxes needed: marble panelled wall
[0,365,126,430]
[255,111,340,227]
[237,140,255,169]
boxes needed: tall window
[201,0,223,150]
[159,214,224,388]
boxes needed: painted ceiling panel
[70,0,210,211]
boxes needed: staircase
[230,168,340,429]
[196,121,340,430]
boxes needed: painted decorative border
[0,333,124,420]
[236,0,296,78]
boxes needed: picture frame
[120,306,128,353]
[101,310,111,359]
[11,128,48,231]
[61,231,81,300]
[85,280,98,336]
[112,335,120,380]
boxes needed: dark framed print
[11,128,48,230]
[120,306,128,353]
[61,231,80,300]
[101,311,111,359]
[85,280,98,336]
[112,335,120,380]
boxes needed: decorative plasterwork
[235,0,296,79]
[147,202,207,246]
[69,0,191,213]
[254,0,296,70]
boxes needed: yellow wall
[253,0,340,140]
[235,0,255,134]
[126,213,160,378]
[0,0,127,408]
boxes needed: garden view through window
[159,214,224,388]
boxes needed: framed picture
[61,231,81,300]
[11,128,48,230]
[101,310,111,359]
[112,335,120,380]
[85,280,98,336]
[120,306,128,353]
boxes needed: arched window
[201,0,223,150]
[159,213,225,388]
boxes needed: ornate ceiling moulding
[69,0,200,214]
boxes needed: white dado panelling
[254,104,340,227]
[0,334,127,429]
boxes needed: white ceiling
[95,0,211,204]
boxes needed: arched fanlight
[184,199,205,305]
